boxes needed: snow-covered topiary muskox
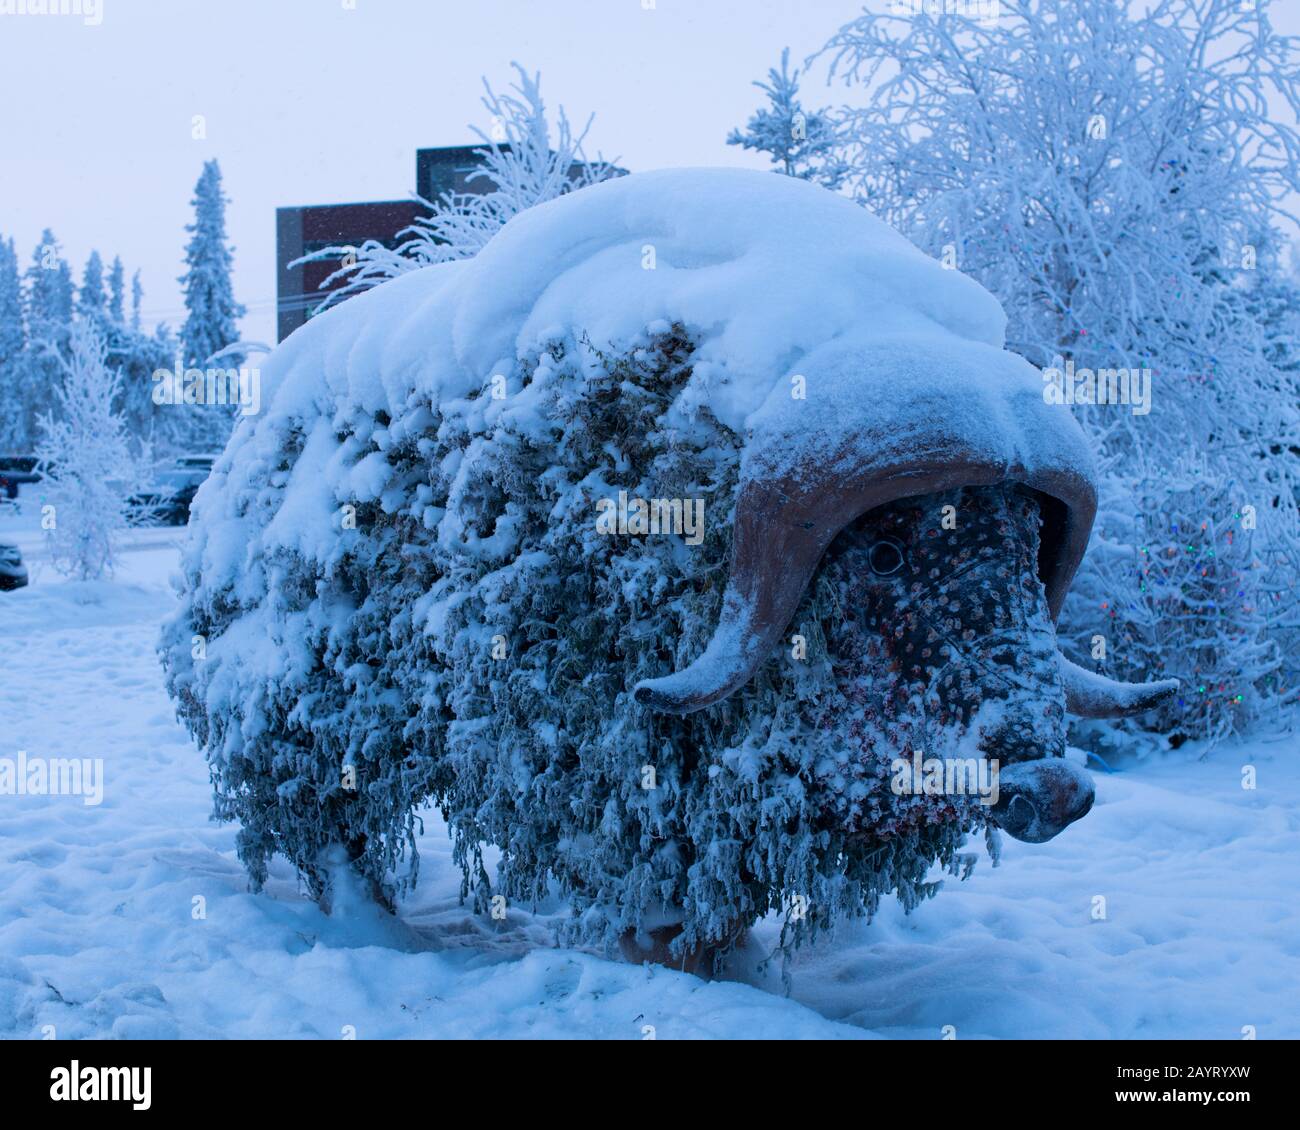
[160,169,1176,972]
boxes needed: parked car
[0,541,28,591]
[126,468,208,527]
[0,454,42,500]
[172,453,220,472]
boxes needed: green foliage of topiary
[162,327,992,959]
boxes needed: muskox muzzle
[989,758,1095,843]
[821,482,1092,844]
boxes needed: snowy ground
[2,502,1297,1040]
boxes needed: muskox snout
[988,758,1094,843]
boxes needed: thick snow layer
[254,168,1009,435]
[2,531,1297,1039]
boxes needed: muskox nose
[989,758,1094,843]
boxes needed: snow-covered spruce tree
[102,265,184,447]
[297,64,620,310]
[0,237,25,450]
[815,0,1300,743]
[107,255,125,326]
[25,230,74,332]
[95,253,162,440]
[17,230,76,451]
[78,250,106,322]
[130,269,143,333]
[726,47,848,188]
[35,320,146,581]
[108,314,182,450]
[180,160,245,369]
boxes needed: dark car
[172,453,220,472]
[0,455,42,500]
[127,468,207,527]
[0,541,28,591]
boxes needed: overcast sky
[0,0,867,345]
[3,0,1299,347]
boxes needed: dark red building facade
[274,146,497,342]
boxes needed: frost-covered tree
[35,320,147,581]
[25,229,74,332]
[817,0,1300,743]
[103,300,179,448]
[0,239,21,350]
[16,230,76,450]
[299,64,620,309]
[1071,460,1288,753]
[78,250,106,320]
[727,47,847,187]
[180,160,244,368]
[1239,245,1300,390]
[107,255,125,326]
[0,237,25,449]
[130,269,143,333]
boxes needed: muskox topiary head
[160,169,1175,969]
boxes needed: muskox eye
[868,538,905,576]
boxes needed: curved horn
[634,459,1097,715]
[1058,654,1179,718]
[637,456,1015,714]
